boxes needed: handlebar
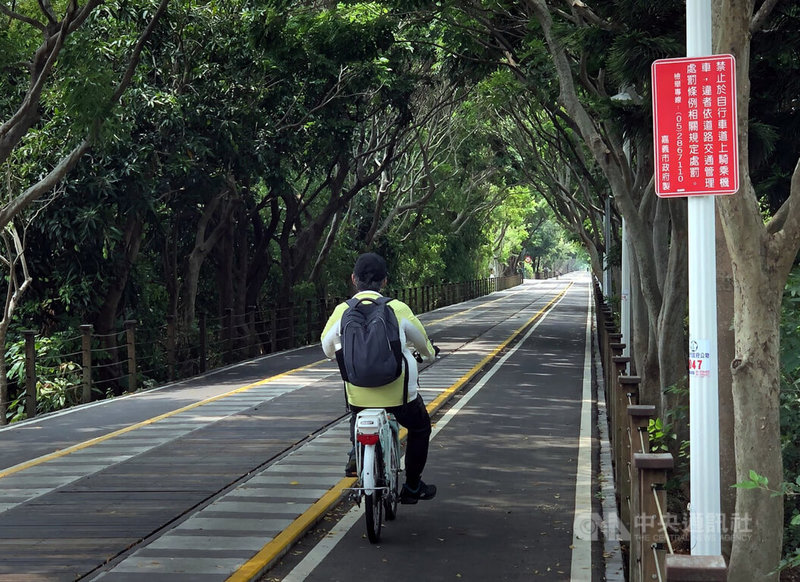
[413,345,441,363]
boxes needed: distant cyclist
[321,252,438,503]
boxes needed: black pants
[349,394,432,489]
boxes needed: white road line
[570,283,594,581]
[281,283,577,581]
[281,506,363,582]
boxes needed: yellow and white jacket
[320,291,435,407]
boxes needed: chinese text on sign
[651,55,739,197]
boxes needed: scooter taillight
[357,433,379,445]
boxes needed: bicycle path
[267,275,604,581]
[1,278,579,581]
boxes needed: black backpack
[335,296,405,388]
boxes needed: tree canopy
[2,1,800,578]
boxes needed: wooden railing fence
[594,280,727,581]
[12,275,524,421]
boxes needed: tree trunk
[714,2,799,578]
[657,200,689,445]
[94,214,144,335]
[715,209,737,560]
[0,353,6,423]
[629,242,648,377]
[725,258,783,581]
[0,347,7,425]
[309,209,344,284]
[178,187,236,329]
[93,214,145,397]
[530,0,675,411]
[0,224,34,422]
[163,230,178,317]
[0,2,103,165]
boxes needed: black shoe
[400,480,437,504]
[345,450,357,477]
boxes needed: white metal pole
[686,0,722,556]
[621,135,632,371]
[604,197,612,296]
[620,218,630,370]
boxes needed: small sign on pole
[652,55,739,197]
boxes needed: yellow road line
[227,281,573,581]
[4,281,544,480]
[5,281,557,480]
[0,360,327,480]
[227,477,357,582]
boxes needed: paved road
[264,275,605,581]
[0,275,610,581]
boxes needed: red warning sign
[652,55,739,197]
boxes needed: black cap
[353,253,387,284]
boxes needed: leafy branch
[733,470,800,573]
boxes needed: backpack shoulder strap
[402,355,409,403]
[335,299,359,383]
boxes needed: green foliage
[647,411,689,458]
[5,334,82,423]
[749,4,800,215]
[647,417,675,453]
[779,267,800,558]
[732,469,800,573]
[732,469,773,491]
[0,2,788,454]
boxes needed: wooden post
[665,555,726,581]
[80,324,93,404]
[626,405,657,540]
[633,453,674,582]
[166,315,176,381]
[234,311,244,357]
[628,405,656,457]
[607,348,627,447]
[124,320,137,392]
[305,299,313,344]
[613,375,632,482]
[605,331,622,394]
[612,352,629,375]
[596,294,609,350]
[199,312,207,373]
[615,375,641,524]
[248,306,259,357]
[287,302,295,349]
[23,330,36,419]
[318,296,327,335]
[602,325,617,387]
[598,316,610,380]
[269,309,277,353]
[224,307,233,362]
